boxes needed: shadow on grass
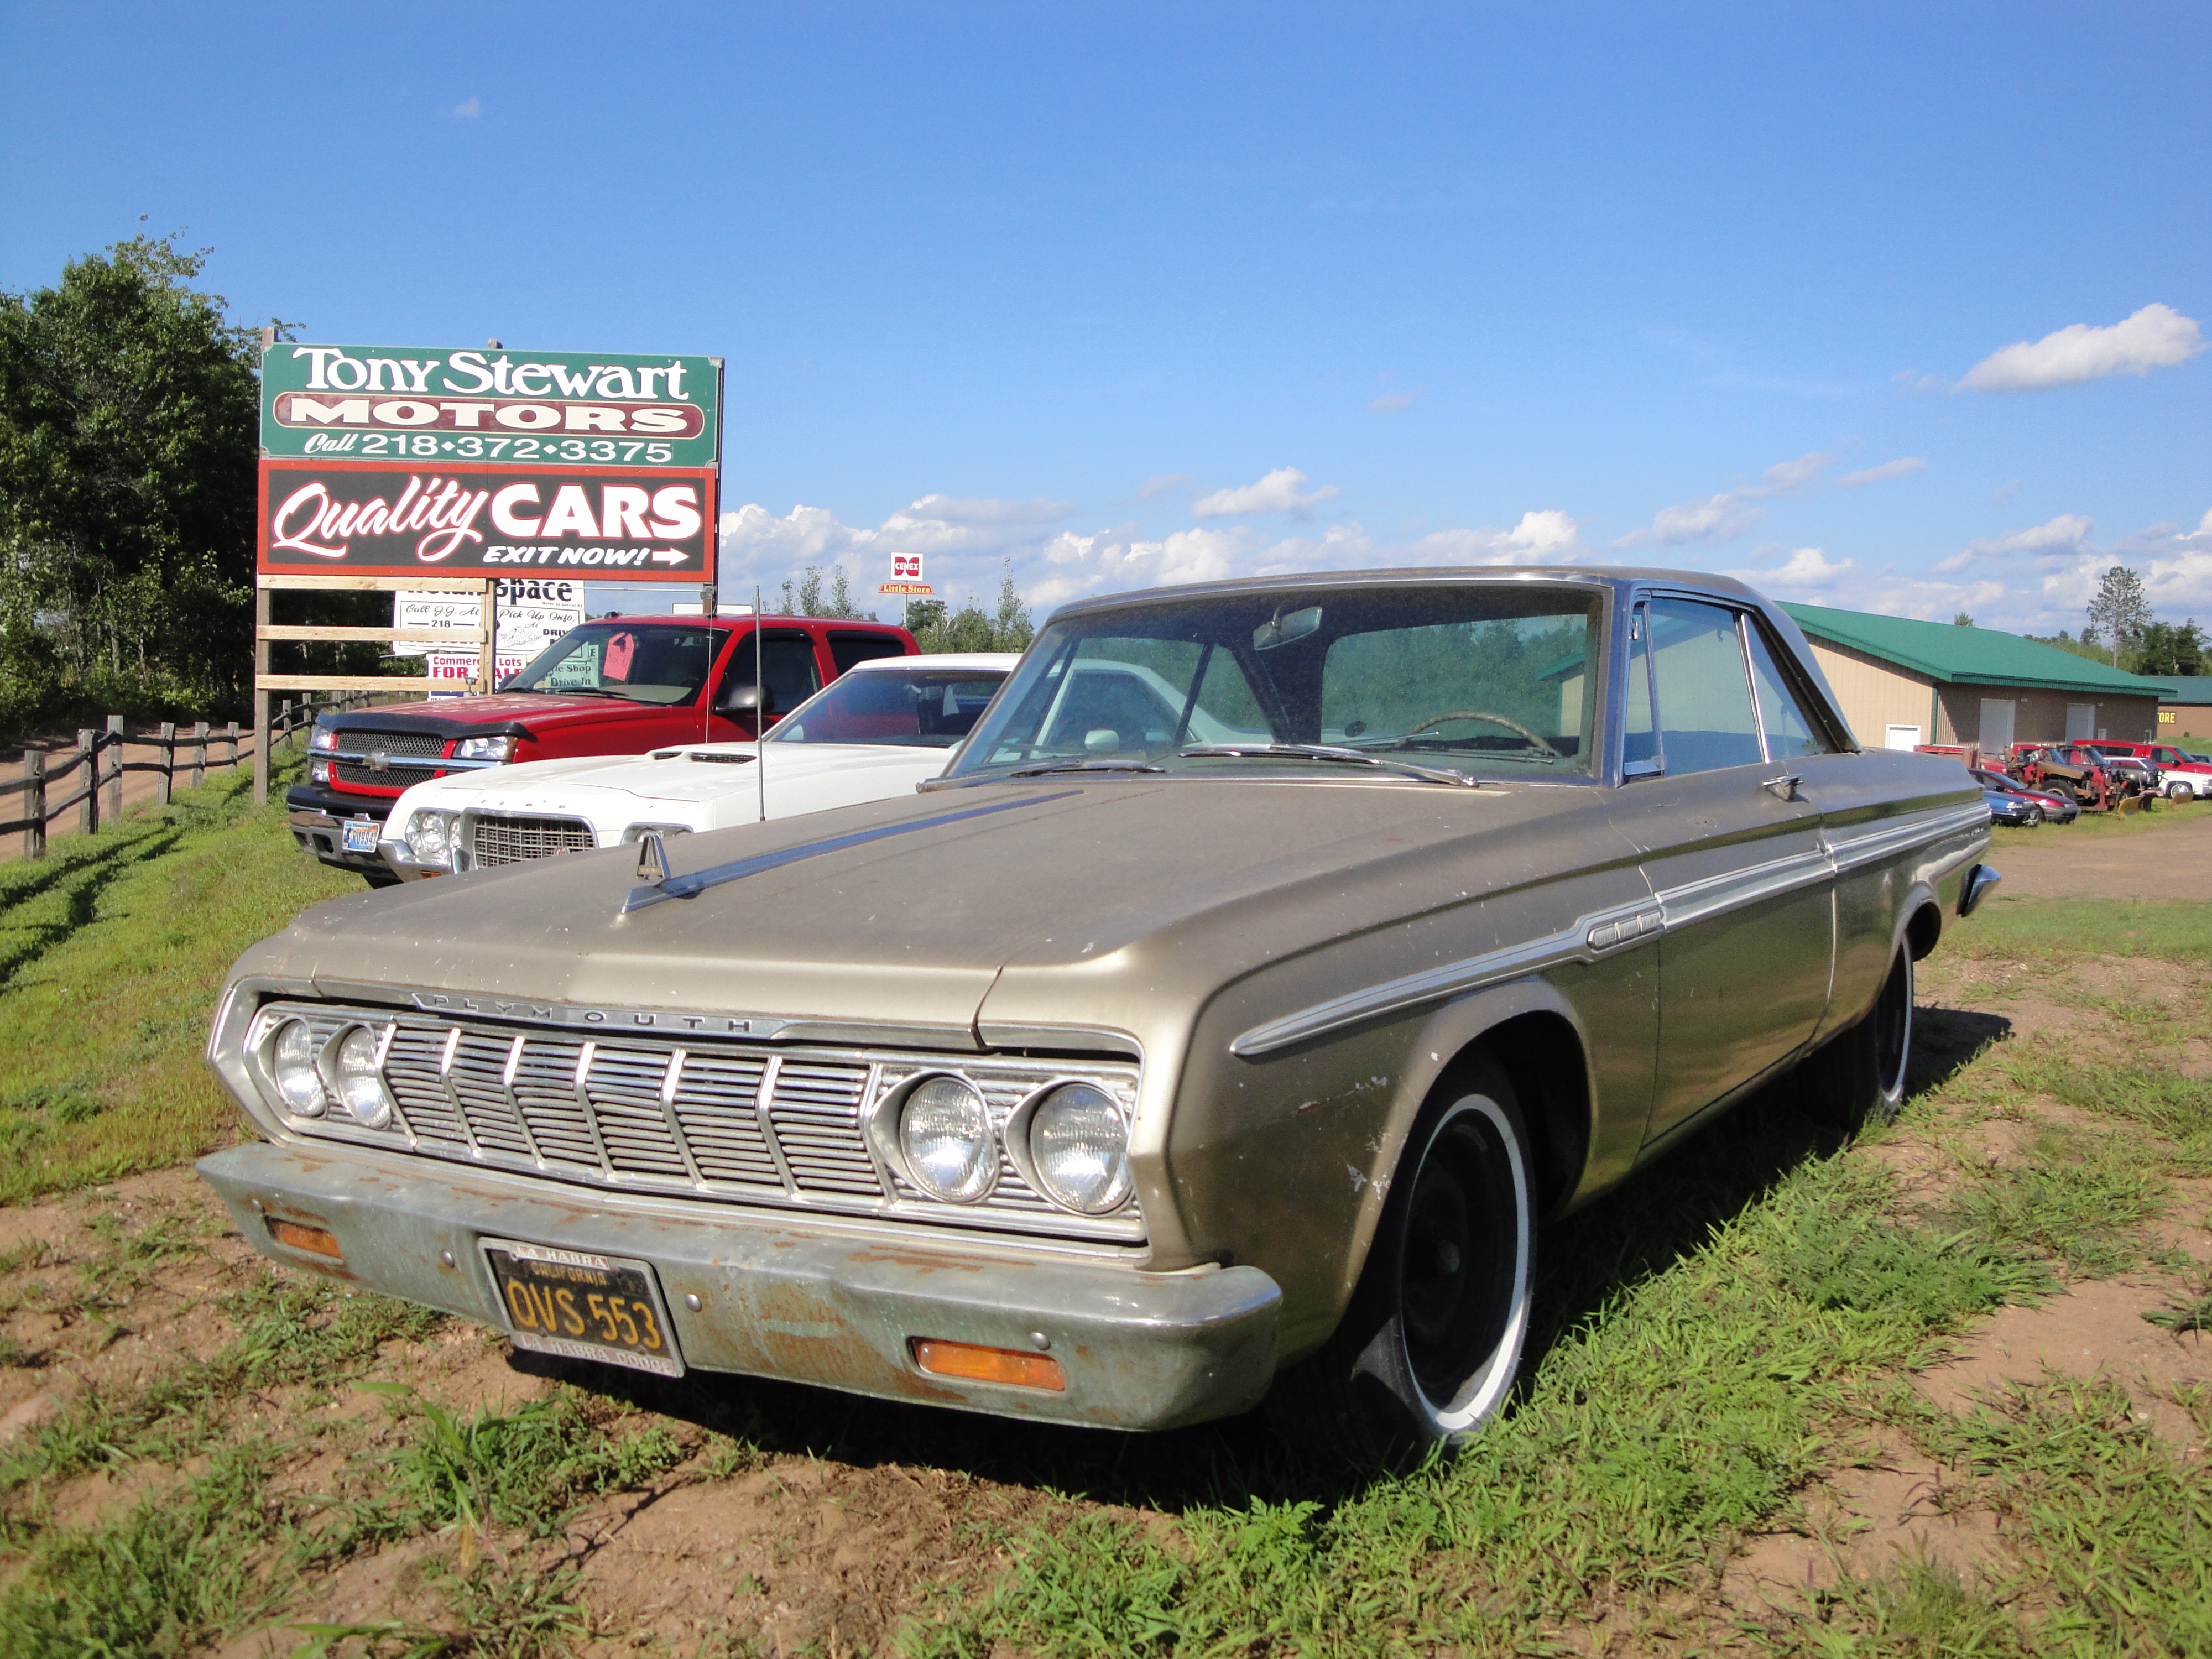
[501,1058,1966,1516]
[0,825,186,993]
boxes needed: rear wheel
[1265,1057,1534,1468]
[2168,780,2195,801]
[1799,946,1913,1134]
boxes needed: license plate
[482,1240,684,1377]
[342,820,380,853]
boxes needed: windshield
[503,622,718,704]
[945,584,1604,782]
[768,667,1009,748]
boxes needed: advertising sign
[391,580,586,661]
[261,343,718,469]
[259,460,715,581]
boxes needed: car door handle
[1761,775,1803,801]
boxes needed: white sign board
[425,651,530,686]
[392,579,584,662]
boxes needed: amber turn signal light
[267,1218,343,1260]
[910,1338,1066,1391]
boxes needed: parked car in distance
[1971,766,2077,825]
[1983,787,2042,827]
[289,613,916,885]
[202,567,1997,1467]
[378,654,1019,878]
[2088,741,2210,800]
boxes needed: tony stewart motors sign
[259,461,716,581]
[261,344,719,469]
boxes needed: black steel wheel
[1799,945,1913,1134]
[1265,1057,1535,1467]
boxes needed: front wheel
[2168,781,2196,801]
[1799,946,1912,1134]
[1265,1058,1534,1468]
[2024,805,2043,827]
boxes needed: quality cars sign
[261,343,718,468]
[259,341,722,582]
[259,461,715,581]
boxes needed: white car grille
[469,814,596,864]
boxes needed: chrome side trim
[1823,802,1989,872]
[1234,799,1986,1060]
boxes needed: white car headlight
[1027,1083,1133,1214]
[269,1019,326,1116]
[322,1026,394,1129]
[898,1076,997,1203]
[454,735,516,761]
[406,808,457,865]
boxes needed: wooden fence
[1,691,385,861]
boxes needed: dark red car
[289,613,915,883]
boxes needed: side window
[1744,624,1837,761]
[718,632,822,714]
[1646,598,1762,774]
[830,632,907,675]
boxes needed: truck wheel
[1265,1057,1533,1468]
[2167,781,2195,801]
[1799,946,1912,1135]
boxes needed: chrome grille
[248,1004,1142,1243]
[469,815,595,865]
[333,730,448,789]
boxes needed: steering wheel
[1401,708,1563,759]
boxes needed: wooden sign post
[252,573,495,807]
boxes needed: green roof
[2159,675,2212,707]
[1778,602,2178,699]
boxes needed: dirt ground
[1991,800,2212,898]
[2,825,2206,1651]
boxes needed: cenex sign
[258,342,720,583]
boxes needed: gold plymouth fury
[202,570,1997,1463]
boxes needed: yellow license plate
[482,1240,683,1377]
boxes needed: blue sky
[4,2,2207,633]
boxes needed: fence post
[280,698,294,748]
[105,714,124,827]
[191,721,208,789]
[225,720,239,769]
[77,731,97,836]
[156,722,176,805]
[20,752,43,861]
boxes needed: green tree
[776,565,873,619]
[2086,566,2151,666]
[0,231,277,727]
[1952,611,1975,627]
[912,564,1035,654]
[2127,619,2205,679]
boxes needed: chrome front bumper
[197,1142,1282,1431]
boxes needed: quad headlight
[1026,1083,1133,1214]
[269,1019,326,1116]
[898,1076,997,1203]
[322,1025,395,1129]
[405,808,458,865]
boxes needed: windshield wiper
[1006,759,1168,778]
[1178,743,1482,789]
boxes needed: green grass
[0,750,361,1203]
[1988,796,2210,847]
[1947,896,2212,966]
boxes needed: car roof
[844,652,1020,673]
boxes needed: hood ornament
[635,832,670,888]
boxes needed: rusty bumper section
[197,1144,1281,1431]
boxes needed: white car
[378,654,1019,879]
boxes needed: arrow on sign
[649,548,690,565]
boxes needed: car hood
[244,777,1623,1042]
[390,744,950,819]
[340,692,684,732]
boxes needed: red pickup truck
[2087,741,2212,801]
[289,613,915,883]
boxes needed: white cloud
[1934,513,2098,572]
[1191,466,1342,518]
[1836,457,1926,488]
[1369,391,1419,413]
[1958,302,2204,392]
[448,96,481,118]
[1135,473,1194,501]
[1615,450,1837,549]
[1727,547,1855,588]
